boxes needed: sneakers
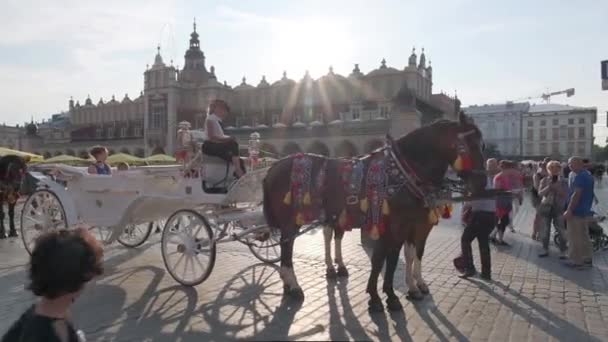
[538,251,549,258]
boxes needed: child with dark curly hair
[2,228,103,342]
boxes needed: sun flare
[272,18,354,78]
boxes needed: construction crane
[515,88,575,103]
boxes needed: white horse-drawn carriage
[20,134,281,286]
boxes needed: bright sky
[1,0,607,143]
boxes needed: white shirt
[469,176,495,212]
[204,113,227,140]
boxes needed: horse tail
[262,175,278,229]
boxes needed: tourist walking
[563,157,595,268]
[537,161,568,257]
[2,228,103,342]
[458,162,496,281]
[531,159,550,240]
[491,160,517,246]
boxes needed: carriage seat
[201,153,234,194]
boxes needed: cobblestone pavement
[2,188,608,341]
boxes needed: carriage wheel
[247,226,281,264]
[117,222,153,248]
[161,210,216,286]
[20,190,68,255]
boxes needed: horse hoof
[368,299,384,313]
[407,290,424,301]
[337,265,349,277]
[386,297,403,311]
[0,232,7,239]
[326,267,337,279]
[8,231,18,238]
[418,284,430,295]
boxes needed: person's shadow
[410,294,467,342]
[470,278,602,341]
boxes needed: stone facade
[464,102,529,157]
[523,104,596,158]
[21,22,459,158]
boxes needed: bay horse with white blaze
[0,155,28,238]
[262,112,487,311]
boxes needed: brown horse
[262,112,487,310]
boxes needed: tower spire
[193,17,197,32]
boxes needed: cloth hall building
[21,23,460,159]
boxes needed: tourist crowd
[458,155,601,280]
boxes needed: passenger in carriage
[87,146,111,175]
[202,99,246,178]
[115,162,130,171]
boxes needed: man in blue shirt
[563,157,595,268]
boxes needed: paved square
[2,189,608,341]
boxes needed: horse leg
[280,227,304,300]
[0,201,6,239]
[8,202,17,237]
[414,241,429,295]
[323,225,337,278]
[383,248,403,311]
[404,242,423,300]
[366,239,387,312]
[334,229,348,277]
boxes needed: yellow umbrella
[41,154,89,165]
[106,153,146,166]
[0,147,43,163]
[145,154,177,165]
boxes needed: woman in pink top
[492,160,518,245]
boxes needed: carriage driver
[202,99,245,178]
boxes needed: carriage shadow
[469,278,602,341]
[197,263,323,341]
[81,265,206,341]
[410,295,467,342]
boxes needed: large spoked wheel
[161,210,216,286]
[20,190,68,255]
[247,226,281,264]
[117,222,153,248]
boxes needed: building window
[120,127,127,138]
[540,119,546,126]
[579,118,585,124]
[552,119,559,126]
[107,127,114,138]
[559,125,567,139]
[235,117,242,127]
[567,142,575,155]
[540,128,547,140]
[149,99,167,130]
[352,107,361,120]
[568,118,574,125]
[525,143,534,155]
[379,106,390,118]
[134,127,142,137]
[552,128,559,140]
[578,127,586,138]
[552,142,560,155]
[527,129,534,140]
[568,127,575,139]
[272,115,280,125]
[527,121,533,127]
[577,142,586,154]
[95,128,103,138]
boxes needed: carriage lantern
[248,132,261,171]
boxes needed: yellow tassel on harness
[303,192,311,206]
[338,209,348,228]
[428,209,439,225]
[382,199,390,215]
[360,198,369,212]
[370,225,380,240]
[283,191,292,205]
[295,212,305,226]
[452,155,463,172]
